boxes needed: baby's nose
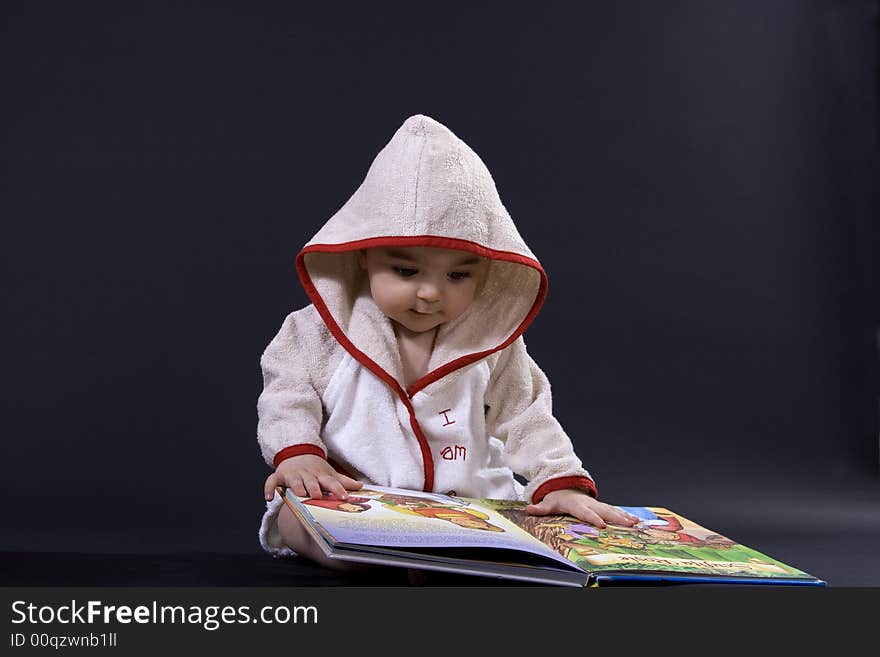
[417,282,441,301]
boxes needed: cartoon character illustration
[364,490,505,532]
[357,489,468,508]
[492,512,581,552]
[403,506,505,532]
[595,529,648,551]
[703,534,736,547]
[635,513,735,547]
[302,494,372,513]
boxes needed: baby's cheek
[372,282,407,313]
[452,286,478,315]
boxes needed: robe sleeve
[484,336,598,503]
[256,308,330,469]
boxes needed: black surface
[0,552,538,588]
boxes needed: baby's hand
[525,488,639,528]
[263,454,363,501]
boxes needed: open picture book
[278,484,825,587]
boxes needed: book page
[484,503,819,581]
[289,486,575,567]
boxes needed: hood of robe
[296,114,547,396]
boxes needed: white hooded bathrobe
[257,114,597,556]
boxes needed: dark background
[2,1,878,586]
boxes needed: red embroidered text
[440,445,467,461]
[438,408,456,426]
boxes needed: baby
[257,115,637,568]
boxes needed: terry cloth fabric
[257,114,596,556]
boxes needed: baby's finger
[570,504,607,529]
[288,475,308,498]
[317,475,349,500]
[337,474,364,491]
[301,474,323,500]
[604,506,639,527]
[524,501,551,516]
[263,472,281,501]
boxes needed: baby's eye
[392,266,418,278]
[448,271,471,281]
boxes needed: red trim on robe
[532,476,598,504]
[273,444,325,468]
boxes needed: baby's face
[359,246,487,335]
